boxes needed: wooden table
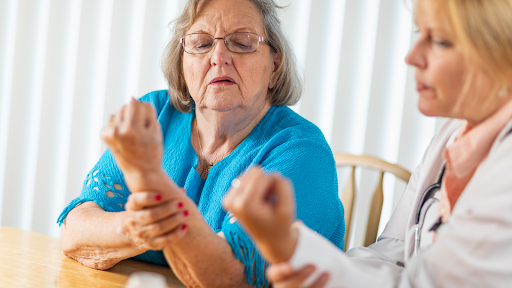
[0,227,185,287]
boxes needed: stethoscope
[414,164,446,255]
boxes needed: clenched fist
[101,98,164,190]
[222,167,298,263]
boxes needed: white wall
[0,0,445,248]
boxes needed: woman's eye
[196,42,211,49]
[432,38,452,48]
[233,41,250,49]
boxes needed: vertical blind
[0,0,446,248]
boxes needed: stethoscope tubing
[414,164,446,255]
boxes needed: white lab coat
[289,118,512,287]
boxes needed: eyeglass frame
[179,32,277,55]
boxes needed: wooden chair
[333,153,411,251]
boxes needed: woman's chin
[200,101,241,112]
[417,101,442,117]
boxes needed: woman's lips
[416,81,430,92]
[209,77,236,86]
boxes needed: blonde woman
[223,0,512,287]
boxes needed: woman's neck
[462,96,512,129]
[193,101,271,165]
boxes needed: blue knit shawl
[57,90,345,287]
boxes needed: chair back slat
[341,166,356,251]
[334,153,411,249]
[364,172,384,247]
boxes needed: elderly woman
[57,0,344,287]
[224,0,512,287]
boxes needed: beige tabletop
[0,227,185,288]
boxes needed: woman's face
[405,0,505,125]
[182,0,277,114]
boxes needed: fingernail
[184,210,189,216]
[181,224,187,230]
[155,195,162,201]
[178,202,183,208]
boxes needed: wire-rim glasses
[180,32,276,55]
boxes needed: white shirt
[289,118,512,288]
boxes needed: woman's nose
[405,40,427,69]
[210,40,233,66]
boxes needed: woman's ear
[269,53,281,89]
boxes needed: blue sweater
[57,90,345,287]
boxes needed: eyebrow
[236,27,258,33]
[428,26,452,37]
[414,21,451,35]
[188,27,260,36]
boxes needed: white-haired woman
[58,0,345,287]
[224,0,512,287]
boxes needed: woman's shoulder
[258,106,328,145]
[251,106,335,171]
[138,89,173,116]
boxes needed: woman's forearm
[162,198,251,288]
[124,169,251,287]
[127,170,250,287]
[61,201,146,270]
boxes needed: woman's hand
[268,263,330,288]
[222,167,297,263]
[101,98,163,178]
[123,190,189,250]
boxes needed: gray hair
[162,0,303,113]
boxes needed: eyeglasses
[180,32,275,55]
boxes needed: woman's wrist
[124,168,176,193]
[257,225,298,263]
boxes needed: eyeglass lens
[183,33,260,54]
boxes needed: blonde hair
[162,0,303,113]
[426,0,512,90]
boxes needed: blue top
[57,90,345,287]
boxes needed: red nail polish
[181,224,187,230]
[155,195,162,201]
[184,210,189,216]
[178,202,183,208]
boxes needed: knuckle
[120,126,134,138]
[126,218,136,228]
[236,198,250,211]
[230,201,243,213]
[149,223,162,235]
[134,229,144,239]
[145,210,158,222]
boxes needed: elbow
[61,221,77,258]
[62,245,118,270]
[61,226,118,271]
